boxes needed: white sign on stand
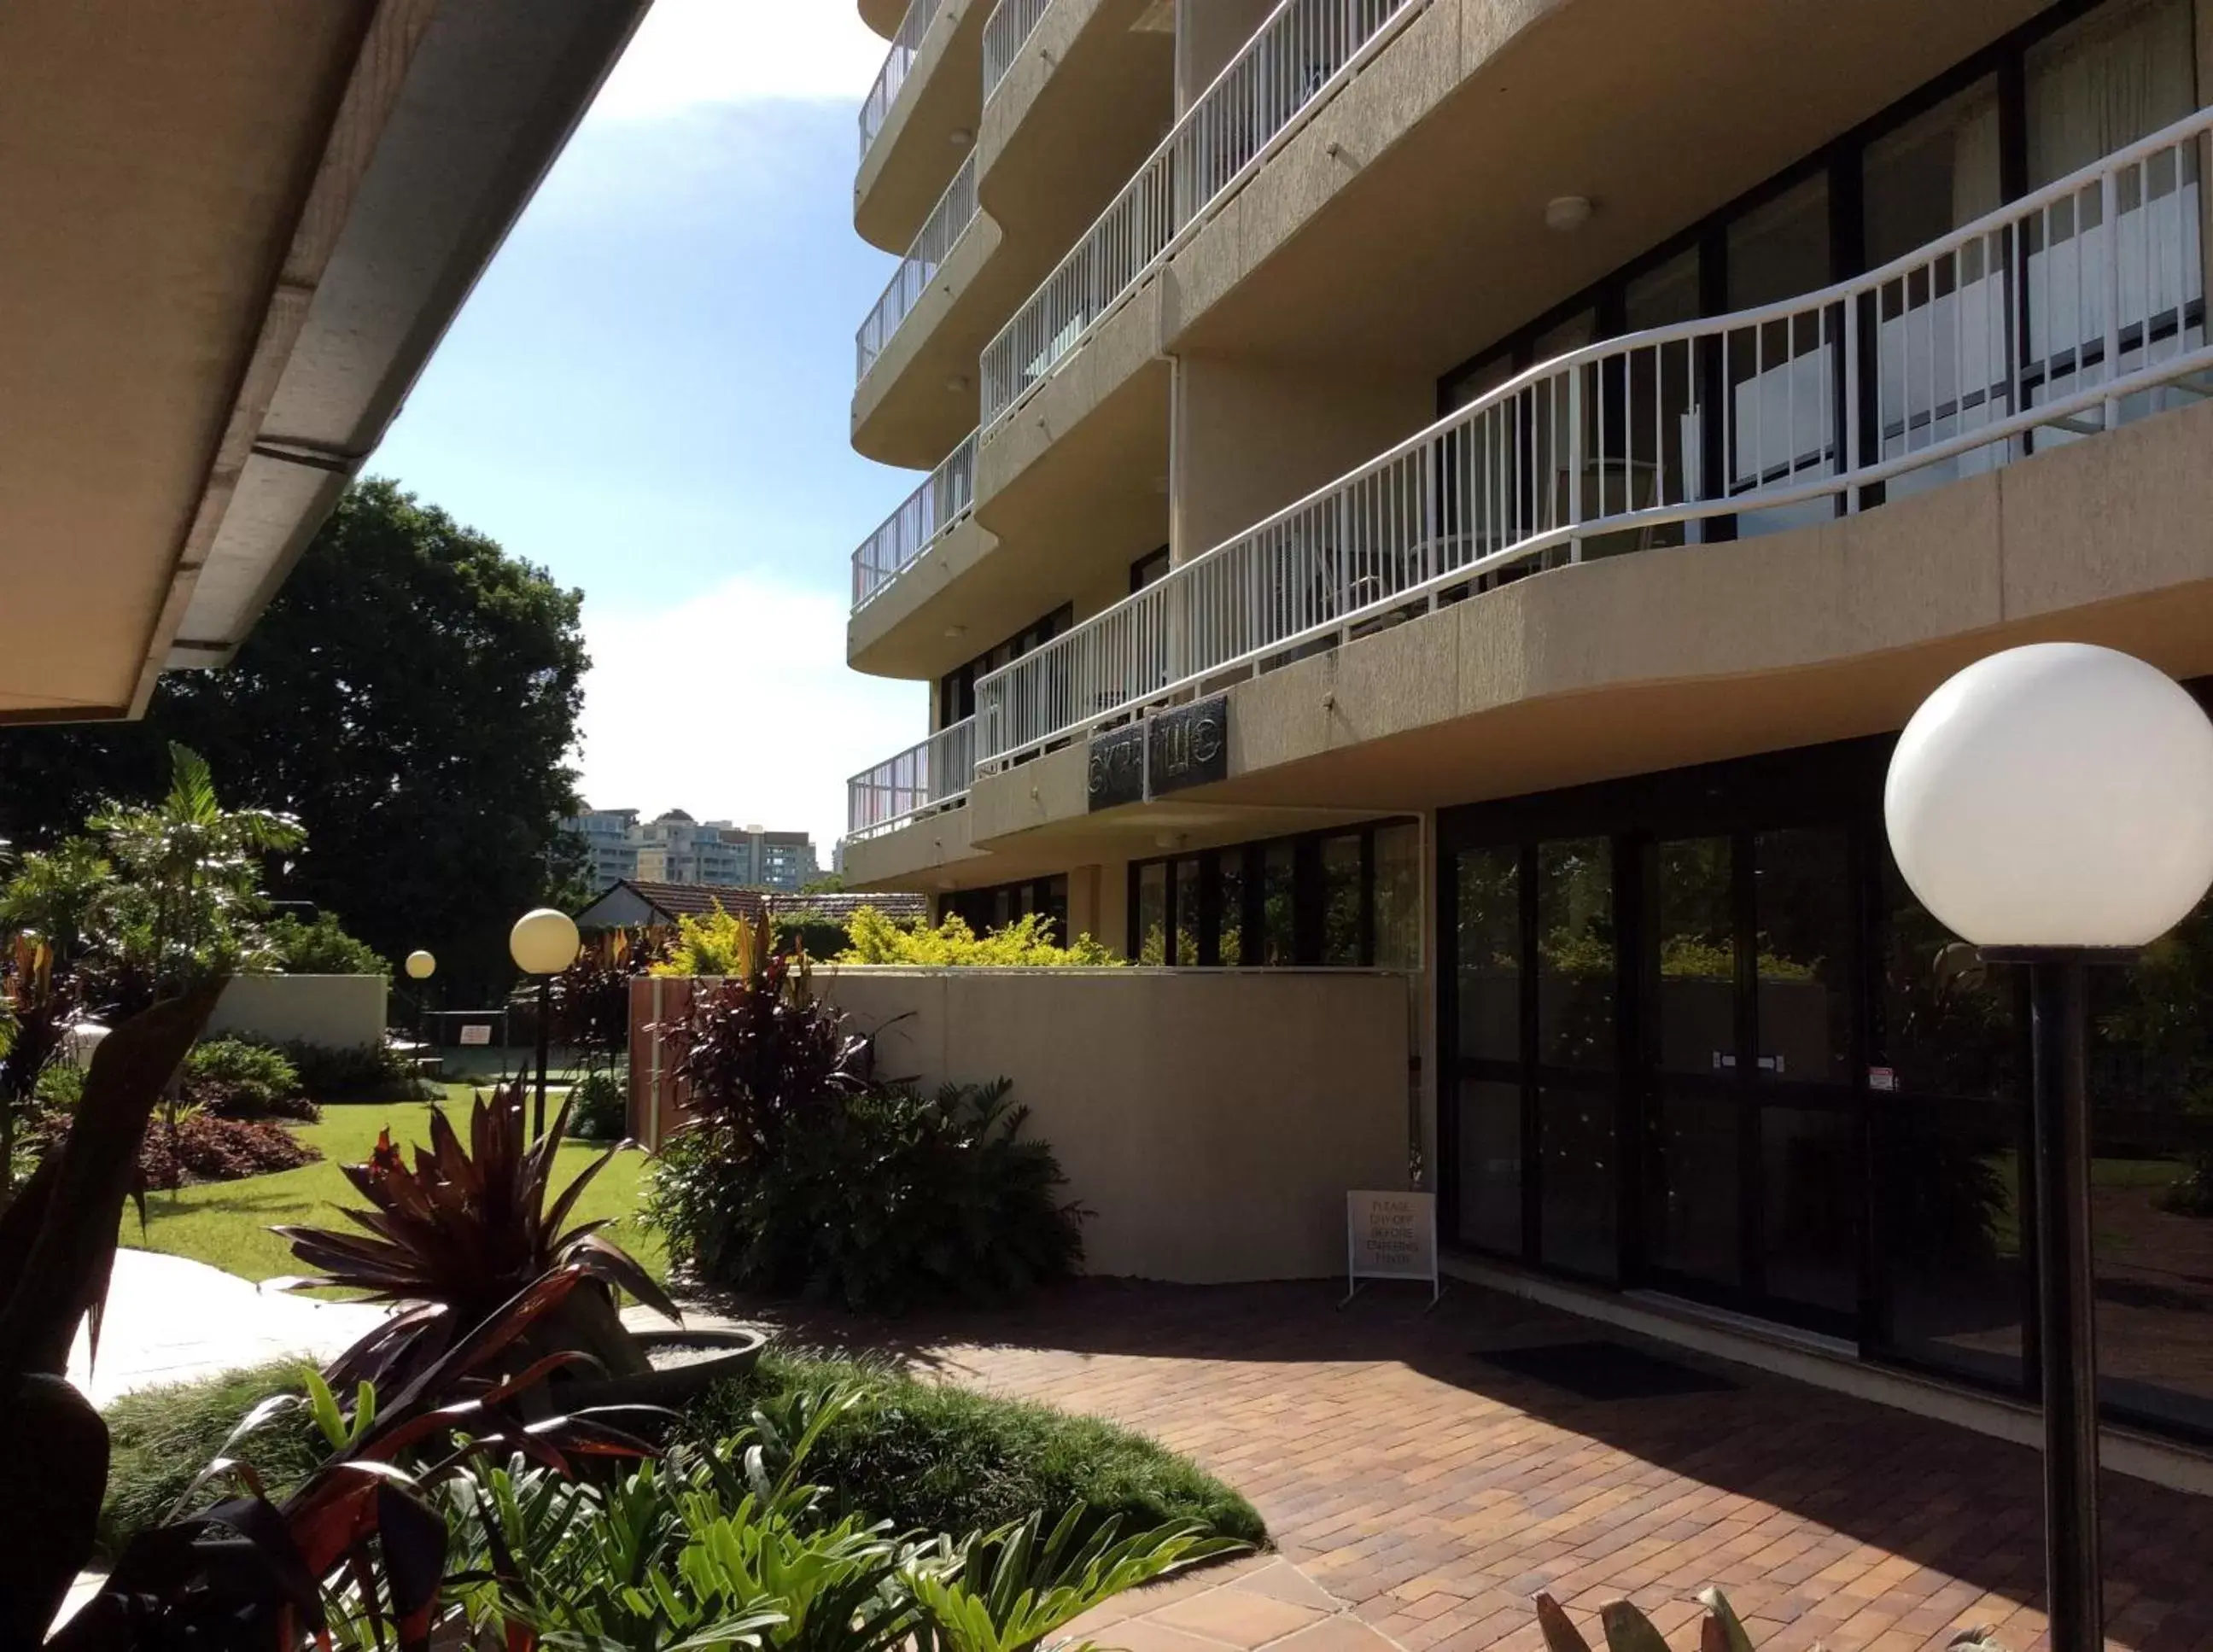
[458,1024,493,1047]
[1343,1189,1439,1307]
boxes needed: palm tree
[88,744,304,1007]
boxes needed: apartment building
[568,808,820,892]
[836,0,2213,1446]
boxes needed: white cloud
[575,573,924,860]
[592,0,888,120]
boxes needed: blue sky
[374,0,923,857]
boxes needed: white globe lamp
[404,949,435,981]
[1884,641,2213,1652]
[509,908,580,1140]
[509,908,580,976]
[1885,642,2213,949]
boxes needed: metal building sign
[1086,695,1229,811]
[1147,695,1229,796]
[1086,723,1147,810]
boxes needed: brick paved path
[722,1279,2213,1652]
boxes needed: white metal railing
[848,716,978,838]
[860,0,945,160]
[852,429,978,610]
[984,0,1052,100]
[857,155,980,381]
[980,0,1422,423]
[972,106,2213,769]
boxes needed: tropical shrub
[651,902,770,978]
[255,910,390,977]
[646,1076,1084,1314]
[568,1065,628,1140]
[181,1035,313,1120]
[683,1351,1266,1547]
[424,1381,1241,1652]
[839,907,1121,967]
[277,1078,677,1393]
[139,1109,319,1188]
[275,1036,428,1100]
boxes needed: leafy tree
[0,479,589,1002]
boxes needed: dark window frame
[1127,816,1418,969]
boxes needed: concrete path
[66,1248,386,1407]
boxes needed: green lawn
[119,1083,665,1287]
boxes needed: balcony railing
[860,0,945,160]
[979,0,1422,423]
[848,715,978,839]
[852,429,978,610]
[858,155,980,381]
[983,0,1052,101]
[968,106,2213,769]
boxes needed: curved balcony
[852,429,978,610]
[857,155,979,382]
[860,0,908,38]
[856,0,989,255]
[848,715,978,840]
[980,0,1422,424]
[967,107,2213,768]
[982,0,1051,101]
[858,0,944,160]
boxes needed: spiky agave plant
[276,1079,679,1397]
[1534,1587,2009,1652]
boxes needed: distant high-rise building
[564,807,818,892]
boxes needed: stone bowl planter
[563,1326,768,1416]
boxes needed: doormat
[1476,1340,1737,1400]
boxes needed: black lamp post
[508,908,580,1140]
[1886,643,2213,1652]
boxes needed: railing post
[1842,294,1862,512]
[1566,364,1585,561]
[2102,168,2122,430]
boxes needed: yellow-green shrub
[838,908,1123,967]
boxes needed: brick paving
[715,1277,2213,1652]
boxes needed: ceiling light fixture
[1544,195,1593,232]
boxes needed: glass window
[2026,0,2194,187]
[1321,834,1363,965]
[1457,1078,1524,1255]
[1537,838,1614,1070]
[1136,862,1168,965]
[1372,823,1422,971]
[1217,853,1246,966]
[1876,856,2026,1389]
[2084,889,2213,1436]
[2026,0,2202,441]
[1726,174,1836,539]
[1260,841,1295,966]
[1754,828,1853,1085]
[1650,838,1735,1076]
[1624,247,1702,330]
[1173,857,1201,966]
[1541,1084,1618,1280]
[1864,79,2003,266]
[1455,844,1521,1062]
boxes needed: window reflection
[1373,823,1422,970]
[1322,834,1363,965]
[1456,845,1520,1061]
[1537,838,1614,1069]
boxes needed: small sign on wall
[458,1024,493,1047]
[1344,1189,1439,1306]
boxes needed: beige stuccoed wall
[632,968,1413,1281]
[829,966,1413,1281]
[207,974,387,1048]
[1171,353,1433,563]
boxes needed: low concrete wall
[630,968,1412,1283]
[207,973,388,1048]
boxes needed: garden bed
[96,1346,1264,1559]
